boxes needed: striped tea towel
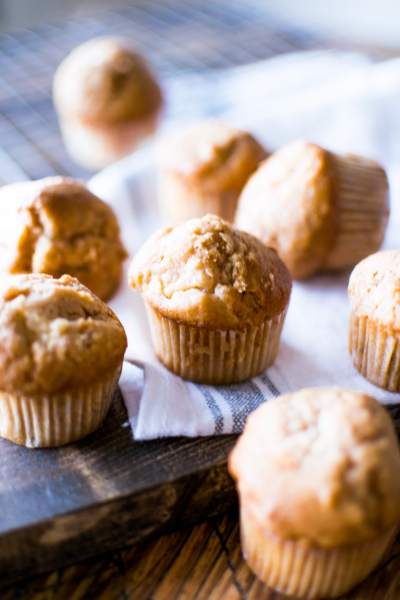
[88,50,400,439]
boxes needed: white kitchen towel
[88,50,400,440]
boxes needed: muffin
[0,274,127,447]
[155,120,267,224]
[349,250,400,391]
[235,140,389,279]
[128,214,291,384]
[229,388,400,599]
[53,37,163,170]
[0,176,127,301]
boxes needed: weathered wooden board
[0,392,399,588]
[4,506,400,599]
[0,387,238,587]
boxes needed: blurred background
[1,0,400,50]
[0,0,398,187]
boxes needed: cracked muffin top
[348,250,400,331]
[128,214,292,330]
[53,37,163,126]
[229,388,400,547]
[0,274,127,395]
[155,120,267,191]
[0,177,127,301]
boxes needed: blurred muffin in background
[0,177,127,301]
[155,120,268,224]
[235,140,389,280]
[53,37,163,170]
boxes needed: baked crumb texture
[229,387,400,598]
[156,120,268,224]
[0,177,127,301]
[53,37,163,169]
[0,274,127,447]
[235,141,389,280]
[129,214,291,384]
[349,250,400,391]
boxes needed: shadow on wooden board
[0,388,238,586]
[1,390,400,588]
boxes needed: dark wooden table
[1,2,400,598]
[3,476,400,600]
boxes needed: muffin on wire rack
[128,214,291,385]
[53,37,163,170]
[235,140,389,279]
[229,387,400,599]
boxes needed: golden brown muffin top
[235,140,337,279]
[156,120,267,191]
[53,37,163,125]
[0,177,127,301]
[348,250,400,331]
[0,274,127,395]
[128,214,291,330]
[229,388,400,548]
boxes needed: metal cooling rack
[0,0,386,186]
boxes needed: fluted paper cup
[241,506,397,599]
[324,153,389,270]
[0,364,122,448]
[349,312,400,392]
[145,305,287,385]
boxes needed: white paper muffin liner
[0,364,122,448]
[241,507,397,599]
[158,170,240,224]
[324,153,389,270]
[59,112,159,171]
[146,306,287,385]
[349,312,400,392]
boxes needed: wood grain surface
[0,387,237,586]
[2,404,400,599]
[4,505,400,600]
